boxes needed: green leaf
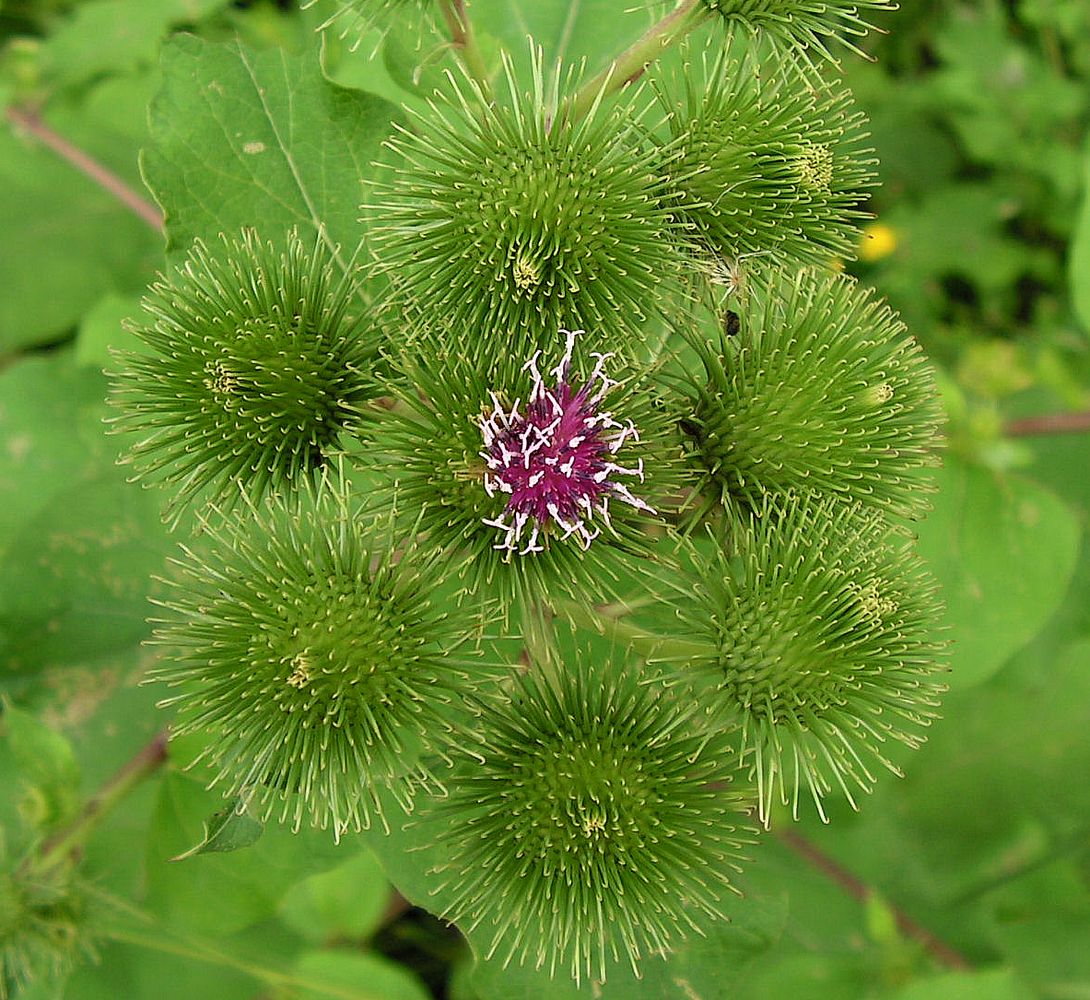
[1069,131,1090,334]
[0,353,181,679]
[282,951,431,1000]
[74,292,146,370]
[0,700,81,834]
[0,354,115,559]
[38,0,230,89]
[0,472,173,675]
[142,34,400,278]
[145,769,346,937]
[915,457,1081,688]
[278,848,389,944]
[888,968,1035,1000]
[170,797,264,861]
[471,0,648,79]
[61,938,260,1000]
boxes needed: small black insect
[722,309,741,337]
[679,416,703,442]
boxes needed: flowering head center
[477,330,655,556]
[794,141,835,192]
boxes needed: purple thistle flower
[478,330,655,557]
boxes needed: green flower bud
[659,49,875,266]
[667,494,946,823]
[680,267,943,521]
[700,0,896,61]
[0,863,89,998]
[151,487,485,835]
[109,230,379,518]
[432,656,751,984]
[372,53,687,353]
[356,329,680,617]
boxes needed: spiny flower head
[479,329,656,556]
[0,869,89,1000]
[700,0,895,61]
[358,330,676,614]
[372,53,686,354]
[151,487,485,836]
[666,494,946,824]
[658,47,875,267]
[109,230,379,517]
[432,655,750,984]
[680,267,943,521]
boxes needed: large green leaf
[37,0,229,90]
[1072,131,1090,333]
[468,0,649,78]
[781,635,1090,983]
[60,940,256,1000]
[0,354,115,556]
[142,34,400,277]
[283,951,431,1000]
[888,968,1034,1000]
[0,700,82,846]
[915,457,1080,689]
[144,769,348,937]
[278,848,390,945]
[0,473,173,675]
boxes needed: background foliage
[2,0,1090,997]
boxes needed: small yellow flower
[861,222,898,261]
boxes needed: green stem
[557,599,709,660]
[521,601,559,675]
[437,0,493,101]
[562,0,711,123]
[37,729,170,872]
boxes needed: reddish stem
[6,104,164,232]
[776,828,972,971]
[1005,411,1090,437]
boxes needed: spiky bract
[433,657,750,984]
[700,0,895,60]
[669,495,946,823]
[0,864,89,1000]
[681,268,943,520]
[151,491,481,835]
[372,56,686,355]
[110,230,378,515]
[306,0,432,44]
[356,333,678,616]
[659,50,875,267]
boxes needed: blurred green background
[2,1,1090,998]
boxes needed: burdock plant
[660,494,946,824]
[90,0,952,992]
[679,266,943,519]
[150,485,486,835]
[109,230,381,517]
[372,52,687,352]
[433,656,750,984]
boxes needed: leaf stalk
[562,0,711,123]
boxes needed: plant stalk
[776,828,972,971]
[558,598,709,660]
[437,0,493,101]
[562,0,711,123]
[5,105,164,232]
[37,728,170,872]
